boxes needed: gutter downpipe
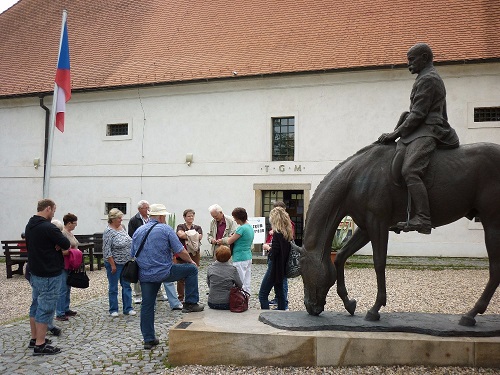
[39,95,50,186]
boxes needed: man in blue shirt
[131,203,204,350]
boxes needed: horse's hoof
[345,299,357,315]
[459,315,476,326]
[364,310,380,321]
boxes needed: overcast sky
[0,0,19,14]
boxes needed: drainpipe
[39,95,50,181]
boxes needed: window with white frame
[272,117,295,161]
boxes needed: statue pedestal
[169,309,500,368]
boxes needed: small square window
[105,202,127,215]
[106,123,129,136]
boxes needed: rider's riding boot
[397,182,432,234]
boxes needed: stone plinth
[168,309,500,367]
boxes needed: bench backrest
[1,240,27,256]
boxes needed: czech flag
[54,16,71,133]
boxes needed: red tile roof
[1,0,499,97]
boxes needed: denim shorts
[29,273,63,324]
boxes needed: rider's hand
[378,131,398,144]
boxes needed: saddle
[390,146,435,188]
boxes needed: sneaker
[269,298,277,306]
[157,294,168,301]
[65,310,77,317]
[125,310,137,316]
[134,297,142,304]
[172,305,183,311]
[55,315,68,321]
[182,303,205,313]
[143,338,160,350]
[33,344,61,356]
[48,326,62,336]
[110,312,119,317]
[28,338,52,349]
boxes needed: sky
[0,0,19,14]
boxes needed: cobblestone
[0,257,498,374]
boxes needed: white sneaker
[134,297,142,304]
[125,310,137,316]
[110,312,119,317]
[157,294,168,301]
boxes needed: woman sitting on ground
[206,245,242,310]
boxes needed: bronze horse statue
[298,142,500,326]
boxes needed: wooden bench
[1,240,28,278]
[76,233,103,271]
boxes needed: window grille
[105,202,127,215]
[474,107,500,122]
[106,123,129,136]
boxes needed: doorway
[261,190,304,246]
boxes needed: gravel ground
[1,259,499,374]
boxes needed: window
[474,107,500,122]
[105,202,127,215]
[106,123,129,136]
[272,117,294,161]
[468,104,500,129]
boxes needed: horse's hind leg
[460,225,500,326]
[335,228,370,315]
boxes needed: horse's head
[298,243,337,316]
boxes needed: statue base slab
[169,309,500,368]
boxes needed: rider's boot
[397,182,432,234]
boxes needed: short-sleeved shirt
[103,226,132,265]
[232,223,254,262]
[131,219,184,282]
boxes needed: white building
[1,0,500,257]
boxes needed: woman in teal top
[218,207,254,294]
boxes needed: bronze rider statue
[378,43,459,234]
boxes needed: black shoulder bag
[122,222,159,283]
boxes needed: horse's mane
[309,142,388,208]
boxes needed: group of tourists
[25,197,294,354]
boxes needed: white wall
[1,63,499,257]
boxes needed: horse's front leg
[365,221,389,321]
[336,228,370,315]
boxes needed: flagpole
[43,10,67,198]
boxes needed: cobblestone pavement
[0,257,498,375]
[0,259,270,375]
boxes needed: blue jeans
[140,263,198,342]
[104,262,133,314]
[29,273,63,324]
[279,278,289,309]
[259,259,286,310]
[56,269,71,317]
[163,282,182,309]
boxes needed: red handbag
[229,286,249,313]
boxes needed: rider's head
[406,43,433,74]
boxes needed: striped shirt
[103,226,132,264]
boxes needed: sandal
[33,344,61,356]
